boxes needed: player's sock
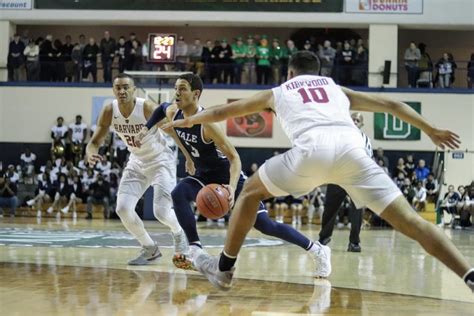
[189,242,202,249]
[254,212,312,250]
[463,268,474,285]
[219,251,237,272]
[306,241,316,251]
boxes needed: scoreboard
[147,34,177,63]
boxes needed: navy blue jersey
[173,107,230,181]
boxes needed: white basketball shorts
[118,152,177,200]
[259,127,402,215]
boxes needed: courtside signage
[345,0,423,14]
[0,0,32,9]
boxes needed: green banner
[34,0,343,12]
[374,102,421,141]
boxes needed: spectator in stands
[412,181,427,212]
[51,116,68,147]
[68,115,88,162]
[401,178,416,203]
[175,35,188,71]
[130,40,143,71]
[405,154,416,176]
[246,162,259,176]
[111,134,128,168]
[393,171,405,188]
[352,45,368,86]
[60,174,84,219]
[39,34,54,81]
[270,38,286,85]
[377,159,389,175]
[439,184,461,226]
[281,39,296,82]
[20,148,36,182]
[435,52,457,88]
[116,36,126,73]
[318,40,336,78]
[27,172,53,218]
[86,174,110,219]
[8,33,26,81]
[303,40,314,53]
[23,39,40,81]
[467,53,474,89]
[425,173,439,202]
[71,43,82,82]
[415,159,430,181]
[189,38,204,77]
[82,168,96,191]
[231,37,246,84]
[52,39,65,82]
[244,35,257,84]
[416,43,433,88]
[100,31,116,83]
[375,147,389,170]
[96,159,112,179]
[46,173,71,218]
[62,35,74,82]
[338,41,355,85]
[394,157,408,177]
[459,182,474,227]
[404,42,421,88]
[6,164,20,184]
[0,172,18,217]
[82,37,99,82]
[217,39,234,84]
[201,40,214,83]
[256,35,271,85]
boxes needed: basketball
[196,184,230,219]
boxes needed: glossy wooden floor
[0,217,473,315]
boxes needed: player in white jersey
[86,73,191,265]
[165,51,474,293]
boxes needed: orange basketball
[196,184,230,219]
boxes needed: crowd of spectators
[404,42,474,88]
[7,31,369,86]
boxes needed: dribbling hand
[222,184,236,208]
[428,128,461,150]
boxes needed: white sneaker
[173,245,204,271]
[36,210,41,218]
[61,206,69,214]
[46,207,54,214]
[310,241,332,278]
[336,223,344,229]
[26,199,35,206]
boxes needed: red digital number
[297,87,329,104]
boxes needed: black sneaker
[319,237,331,246]
[347,243,361,252]
[85,213,92,220]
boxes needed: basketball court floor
[0,217,473,315]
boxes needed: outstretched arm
[342,87,461,150]
[163,90,275,129]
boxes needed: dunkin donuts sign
[346,0,423,14]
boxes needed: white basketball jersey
[272,75,357,147]
[111,97,170,161]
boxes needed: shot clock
[147,33,177,63]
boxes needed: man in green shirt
[231,36,247,84]
[256,35,271,85]
[244,35,257,84]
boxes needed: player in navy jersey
[137,73,330,275]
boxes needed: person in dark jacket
[0,172,18,217]
[86,175,110,219]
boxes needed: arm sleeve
[145,102,171,129]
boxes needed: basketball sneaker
[128,242,162,265]
[173,245,203,271]
[61,206,69,214]
[26,199,35,206]
[309,241,332,278]
[194,253,234,291]
[46,206,54,214]
[347,242,361,252]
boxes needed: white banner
[345,0,423,14]
[0,0,32,10]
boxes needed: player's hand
[185,159,195,176]
[428,128,461,150]
[222,184,236,209]
[162,119,193,130]
[86,153,103,166]
[135,126,149,148]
